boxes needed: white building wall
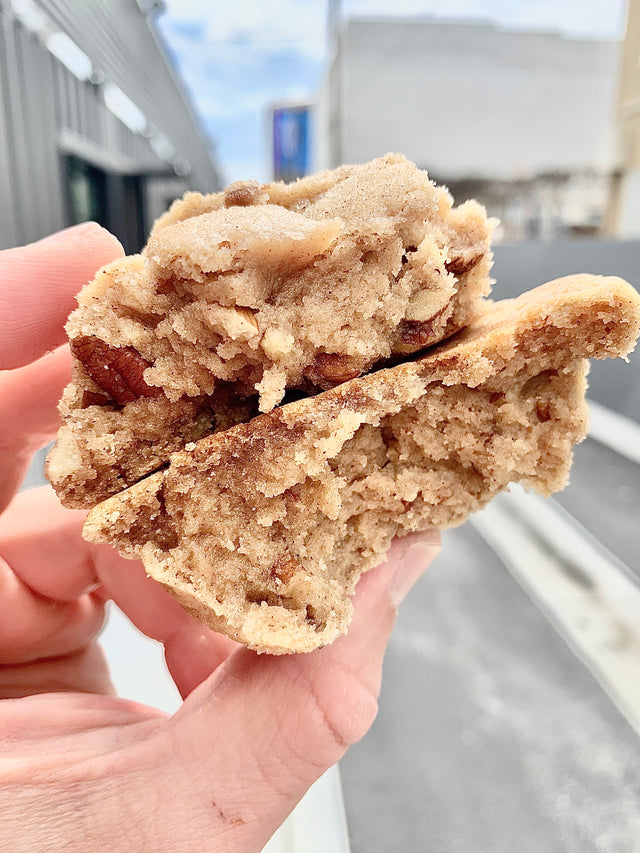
[323,19,619,181]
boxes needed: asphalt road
[492,239,640,422]
[554,438,640,579]
[341,438,640,852]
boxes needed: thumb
[0,223,123,369]
[153,533,440,852]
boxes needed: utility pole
[327,0,343,167]
[609,0,640,236]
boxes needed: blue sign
[273,106,310,182]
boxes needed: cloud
[162,0,328,60]
[167,44,322,122]
[157,4,326,182]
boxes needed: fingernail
[390,540,439,605]
[37,222,104,244]
[36,223,124,257]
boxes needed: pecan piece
[71,336,163,406]
[224,180,264,207]
[397,318,437,350]
[305,604,326,632]
[233,305,260,333]
[270,553,303,585]
[81,389,117,408]
[304,353,366,389]
[488,391,506,405]
[445,248,485,276]
[396,305,451,354]
[536,401,551,423]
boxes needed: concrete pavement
[341,436,640,852]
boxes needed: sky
[156,0,627,185]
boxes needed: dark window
[64,155,146,253]
[120,174,145,253]
[65,155,108,227]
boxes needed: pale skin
[0,223,440,853]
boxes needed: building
[613,0,640,237]
[0,0,221,253]
[316,17,620,241]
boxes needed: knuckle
[301,661,380,759]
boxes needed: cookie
[47,154,493,508]
[82,275,640,653]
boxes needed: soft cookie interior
[82,275,640,653]
[47,154,493,508]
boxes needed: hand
[0,225,440,853]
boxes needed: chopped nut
[305,604,326,632]
[270,553,303,584]
[445,248,484,276]
[536,401,551,422]
[224,181,264,207]
[218,305,259,339]
[208,304,260,341]
[81,389,115,408]
[397,320,435,349]
[406,286,454,322]
[71,336,163,406]
[283,483,304,500]
[235,306,259,331]
[398,304,452,355]
[304,353,366,389]
[395,303,453,353]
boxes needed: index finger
[0,487,238,693]
[0,223,123,369]
[0,487,96,600]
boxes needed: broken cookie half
[46,154,493,508]
[82,275,640,654]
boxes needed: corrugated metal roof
[35,0,220,190]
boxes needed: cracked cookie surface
[82,275,640,653]
[47,153,493,507]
